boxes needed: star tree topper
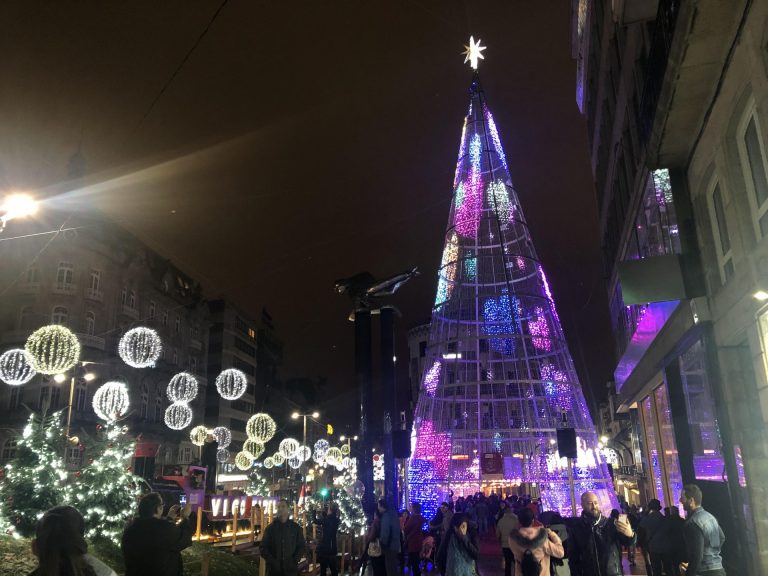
[462,36,486,69]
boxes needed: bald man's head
[581,492,600,519]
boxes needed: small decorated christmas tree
[0,411,69,536]
[245,467,270,497]
[70,421,142,543]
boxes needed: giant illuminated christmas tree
[408,38,616,519]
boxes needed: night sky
[0,2,614,425]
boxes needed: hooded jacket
[508,527,564,576]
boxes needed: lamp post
[0,193,38,232]
[291,411,320,497]
[54,362,96,461]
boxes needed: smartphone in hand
[618,513,628,524]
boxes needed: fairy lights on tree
[246,467,270,497]
[303,462,366,536]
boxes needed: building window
[19,306,33,330]
[128,290,136,309]
[50,386,61,409]
[175,315,181,334]
[234,337,256,357]
[738,106,768,237]
[232,356,255,376]
[74,385,87,412]
[709,179,734,283]
[1,439,17,462]
[172,349,178,365]
[39,386,50,410]
[248,328,256,339]
[89,270,101,295]
[56,262,74,287]
[26,267,39,284]
[179,446,193,464]
[51,306,68,325]
[190,357,197,373]
[162,311,168,327]
[141,389,148,420]
[149,301,156,320]
[8,387,20,410]
[85,311,96,336]
[155,396,162,422]
[121,287,127,306]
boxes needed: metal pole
[567,457,577,516]
[63,373,76,463]
[303,415,308,504]
[381,307,397,508]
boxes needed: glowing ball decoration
[0,348,36,386]
[263,456,275,469]
[279,438,300,459]
[243,440,265,460]
[341,443,351,456]
[164,403,193,430]
[246,413,276,443]
[235,451,254,471]
[326,447,343,466]
[314,439,330,458]
[298,445,311,462]
[215,368,247,401]
[190,425,209,447]
[167,372,198,403]
[216,448,231,463]
[118,327,162,368]
[211,426,232,449]
[25,325,81,375]
[272,452,285,466]
[288,455,302,469]
[92,381,130,421]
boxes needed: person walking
[508,508,564,576]
[475,498,489,536]
[260,499,306,576]
[638,499,672,576]
[436,514,479,576]
[679,485,726,576]
[403,503,426,576]
[122,493,194,576]
[378,499,402,576]
[496,505,520,576]
[314,503,340,576]
[567,492,635,576]
[430,502,453,553]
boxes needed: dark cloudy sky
[0,1,614,424]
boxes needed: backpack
[520,548,541,576]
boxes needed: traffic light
[320,487,329,498]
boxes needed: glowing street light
[0,193,38,231]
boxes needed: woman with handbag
[363,509,386,576]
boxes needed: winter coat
[121,516,195,576]
[315,513,340,557]
[638,511,670,555]
[567,513,635,576]
[260,518,306,576]
[436,530,479,576]
[508,527,564,576]
[404,513,426,554]
[496,512,520,549]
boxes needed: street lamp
[0,193,38,232]
[291,411,320,494]
[54,362,96,449]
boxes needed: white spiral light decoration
[0,348,36,386]
[167,372,198,403]
[235,451,254,471]
[215,368,248,401]
[279,438,300,459]
[92,381,130,421]
[243,440,265,460]
[342,457,351,469]
[118,327,162,368]
[272,452,285,466]
[288,455,302,469]
[164,402,193,430]
[246,413,276,443]
[341,443,351,456]
[212,426,232,448]
[216,448,231,463]
[314,439,330,458]
[25,325,81,375]
[263,456,275,469]
[298,445,311,462]
[190,425,209,447]
[326,447,343,466]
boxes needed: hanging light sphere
[279,438,300,459]
[326,447,343,466]
[167,372,198,403]
[341,443,351,456]
[92,381,130,421]
[164,403,193,430]
[190,425,209,447]
[298,445,312,462]
[288,455,302,469]
[211,426,232,448]
[246,413,276,443]
[25,325,80,375]
[118,327,162,368]
[313,450,324,464]
[216,448,231,463]
[263,456,275,469]
[235,451,254,470]
[272,452,285,466]
[342,457,351,469]
[215,368,248,401]
[0,348,36,386]
[314,439,330,458]
[243,440,265,460]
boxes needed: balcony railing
[639,0,681,142]
[86,288,104,302]
[52,282,78,295]
[121,305,139,319]
[189,338,203,352]
[76,333,106,350]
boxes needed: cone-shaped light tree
[408,40,616,520]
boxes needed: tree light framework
[408,69,616,519]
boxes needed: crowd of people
[23,483,725,576]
